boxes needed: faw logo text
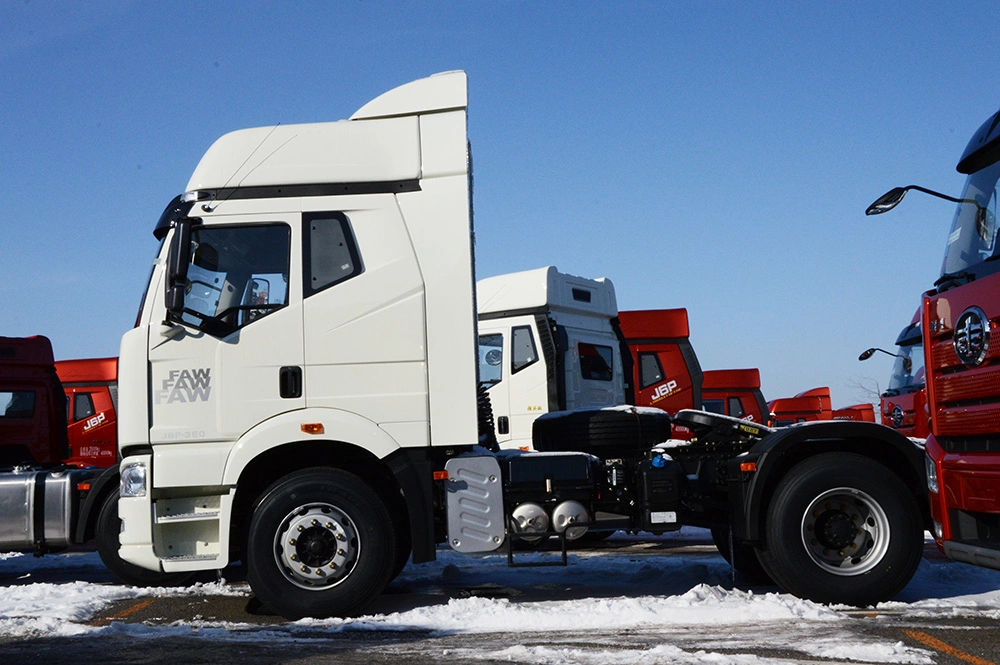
[155,368,212,404]
[650,380,679,403]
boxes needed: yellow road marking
[88,598,156,626]
[903,629,996,665]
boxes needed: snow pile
[302,584,838,634]
[0,529,998,663]
[0,552,246,640]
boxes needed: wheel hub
[815,509,857,550]
[800,488,890,576]
[274,503,359,590]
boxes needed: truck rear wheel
[757,453,922,606]
[246,468,396,619]
[96,491,198,587]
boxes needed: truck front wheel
[96,492,198,587]
[757,453,922,606]
[246,468,396,619]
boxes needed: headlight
[925,453,938,494]
[120,463,147,498]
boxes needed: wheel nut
[289,538,297,546]
[301,565,310,573]
[337,549,345,556]
[311,519,319,526]
[290,554,298,562]
[297,525,304,532]
[336,533,346,541]
[329,562,337,570]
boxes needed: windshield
[886,341,924,395]
[941,160,1000,276]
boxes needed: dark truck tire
[757,452,922,606]
[246,468,396,619]
[711,527,773,585]
[96,491,199,587]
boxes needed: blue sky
[2,1,997,407]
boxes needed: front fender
[223,407,404,485]
[732,420,928,544]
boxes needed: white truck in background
[115,71,932,619]
[477,266,629,449]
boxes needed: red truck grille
[932,337,1000,437]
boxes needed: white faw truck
[118,72,932,619]
[477,266,629,450]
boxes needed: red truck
[0,336,188,585]
[859,308,928,439]
[767,387,875,427]
[616,308,703,415]
[702,369,768,423]
[866,105,1000,571]
[56,356,119,468]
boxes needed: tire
[756,453,922,606]
[711,526,773,585]
[246,468,396,619]
[96,492,199,587]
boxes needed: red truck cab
[0,336,68,466]
[55,357,118,468]
[860,309,928,438]
[768,386,875,426]
[767,387,832,426]
[701,368,767,422]
[867,105,1000,570]
[617,308,703,415]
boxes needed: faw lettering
[650,380,679,403]
[155,368,213,404]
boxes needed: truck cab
[477,267,628,449]
[617,308,702,415]
[869,105,1000,570]
[55,357,118,468]
[0,336,68,466]
[860,310,927,438]
[768,386,875,426]
[767,387,832,426]
[701,368,767,423]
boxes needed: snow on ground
[2,529,999,665]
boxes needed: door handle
[497,415,509,435]
[279,366,302,399]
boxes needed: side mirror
[865,188,907,216]
[858,348,877,361]
[165,220,192,317]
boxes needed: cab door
[148,217,303,454]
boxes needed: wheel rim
[273,502,360,591]
[800,487,890,576]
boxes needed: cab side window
[511,326,539,374]
[728,397,745,418]
[304,213,362,296]
[638,352,664,389]
[73,393,96,422]
[579,342,614,381]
